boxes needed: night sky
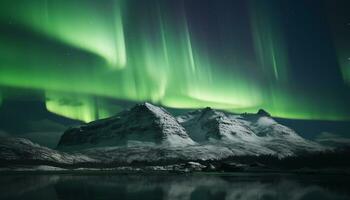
[0,0,349,125]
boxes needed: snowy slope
[0,137,96,166]
[177,107,323,157]
[57,103,194,151]
[177,107,256,142]
[0,103,328,169]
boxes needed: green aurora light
[0,0,349,122]
[325,0,350,85]
[249,1,289,81]
[0,0,127,68]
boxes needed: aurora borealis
[0,0,349,122]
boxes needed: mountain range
[0,102,336,171]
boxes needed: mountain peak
[203,106,213,111]
[137,102,155,108]
[132,102,167,115]
[257,109,271,117]
[133,102,156,109]
[200,106,219,116]
[57,102,194,150]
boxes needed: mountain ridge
[57,102,195,151]
[0,102,329,170]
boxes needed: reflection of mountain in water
[1,174,349,200]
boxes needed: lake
[0,173,349,200]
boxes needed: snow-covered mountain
[0,137,96,166]
[57,103,195,151]
[177,107,256,142]
[177,107,323,156]
[0,103,328,170]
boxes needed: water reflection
[0,173,349,200]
